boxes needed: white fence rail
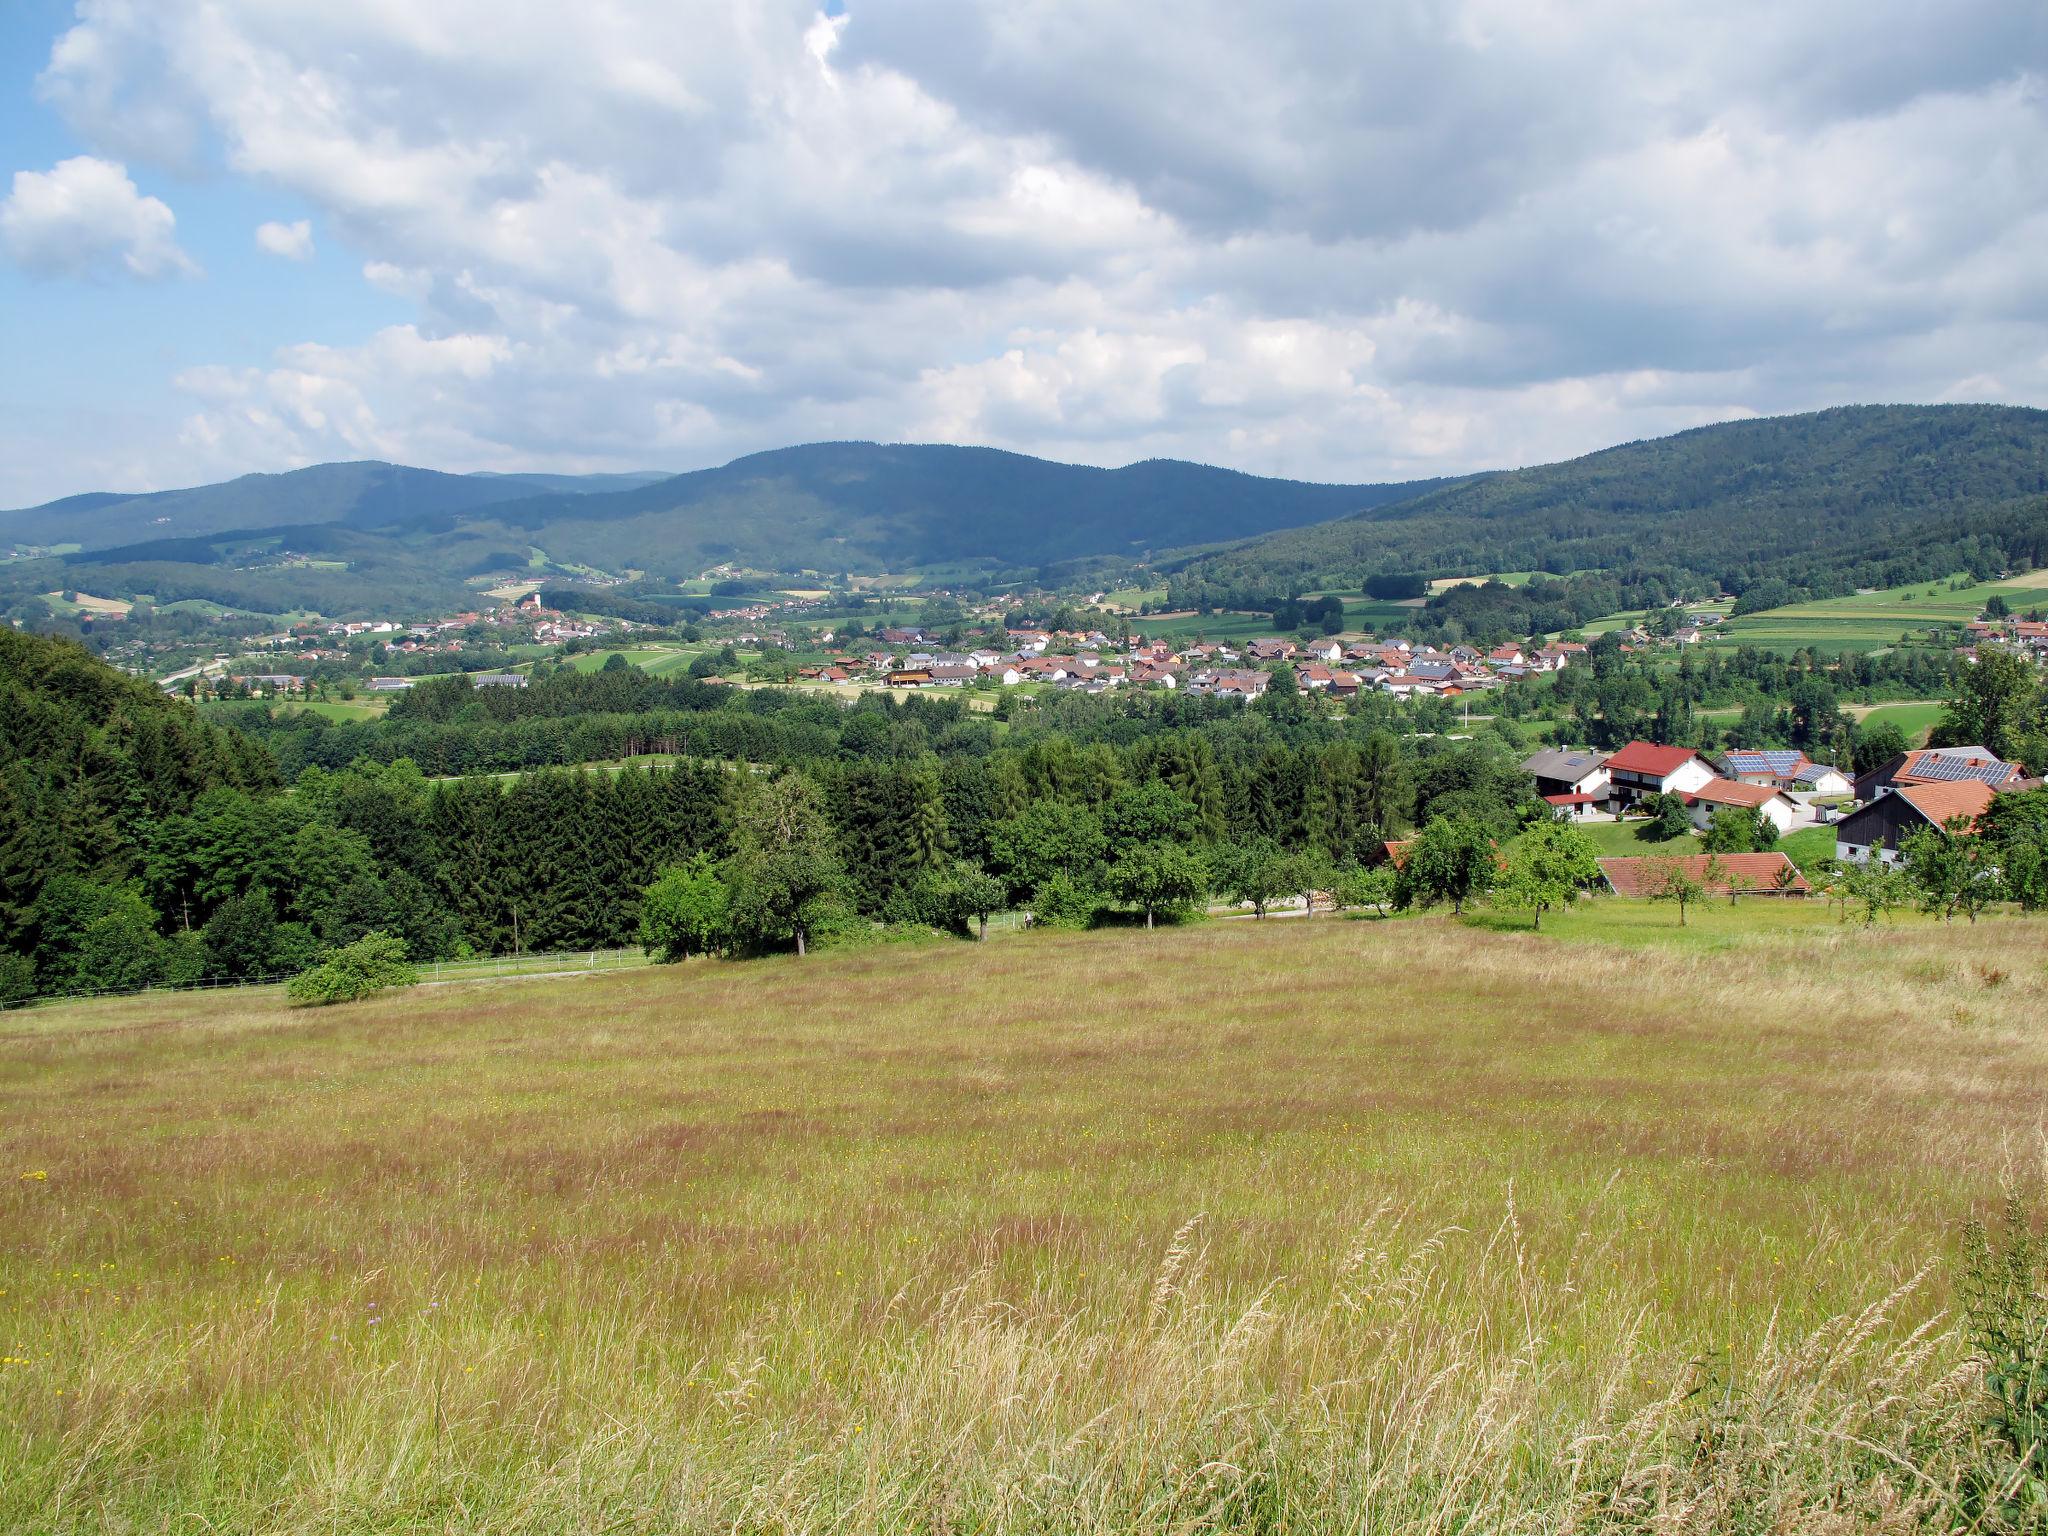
[2,947,646,1013]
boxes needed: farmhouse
[1681,778,1802,835]
[1597,852,1811,897]
[1834,779,1997,865]
[1852,745,2022,802]
[1601,741,1717,811]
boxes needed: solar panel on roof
[1911,755,2009,784]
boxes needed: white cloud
[254,217,313,260]
[0,155,195,279]
[11,0,2048,498]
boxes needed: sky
[1,1,2045,508]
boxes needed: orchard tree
[1215,837,1291,918]
[724,774,847,957]
[1107,843,1208,930]
[1329,862,1397,918]
[1842,858,1911,926]
[639,854,730,961]
[955,865,1007,941]
[1399,816,1495,915]
[1646,858,1705,926]
[1496,820,1601,930]
[1275,847,1334,918]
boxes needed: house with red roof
[1601,741,1717,811]
[1681,777,1803,836]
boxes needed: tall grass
[3,907,2045,1531]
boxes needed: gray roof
[1522,748,1607,784]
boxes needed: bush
[1030,872,1101,930]
[286,932,418,1007]
[0,953,34,1008]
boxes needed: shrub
[1960,1196,2048,1530]
[1030,872,1101,930]
[286,932,418,1007]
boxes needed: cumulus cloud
[0,154,195,279]
[254,217,312,260]
[17,0,2048,494]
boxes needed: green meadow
[4,907,2044,1532]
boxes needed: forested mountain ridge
[0,462,669,554]
[1169,405,2048,609]
[8,443,1442,597]
[7,408,2044,622]
[464,443,1444,575]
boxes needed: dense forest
[1169,405,2048,611]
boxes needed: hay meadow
[4,905,2047,1532]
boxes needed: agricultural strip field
[4,908,2045,1531]
[1718,572,2048,654]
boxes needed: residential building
[1521,747,1611,802]
[1682,778,1803,835]
[1601,741,1717,810]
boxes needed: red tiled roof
[1604,741,1703,776]
[1544,792,1599,806]
[1894,779,1996,832]
[1597,853,1810,898]
[1684,779,1784,810]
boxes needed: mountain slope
[475,442,1441,575]
[1170,404,2048,604]
[0,463,668,552]
[7,446,1443,616]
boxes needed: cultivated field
[1719,572,2048,654]
[4,909,2046,1532]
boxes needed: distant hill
[1170,405,2048,607]
[0,462,668,552]
[0,445,1443,616]
[469,443,1441,576]
[6,409,2045,621]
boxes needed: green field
[561,645,704,677]
[1132,593,1422,645]
[1718,571,2048,654]
[1851,698,1947,745]
[5,908,2041,1530]
[1427,570,1539,593]
[199,697,391,724]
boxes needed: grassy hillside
[1175,404,2048,603]
[3,909,2041,1530]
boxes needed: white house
[1683,778,1803,835]
[1602,741,1717,810]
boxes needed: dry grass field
[4,907,2047,1532]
